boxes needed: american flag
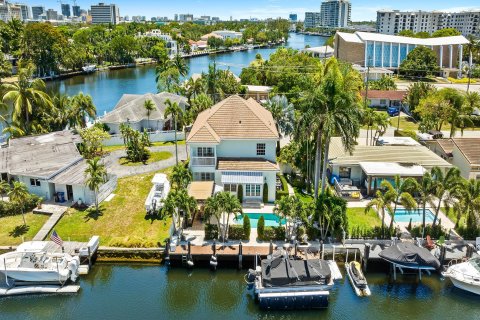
[50,230,63,247]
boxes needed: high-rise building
[178,13,193,21]
[14,3,29,20]
[31,5,44,19]
[61,3,70,17]
[46,8,58,20]
[0,1,22,22]
[90,3,120,24]
[376,9,480,37]
[320,0,351,28]
[289,13,297,22]
[304,12,321,29]
[72,5,80,17]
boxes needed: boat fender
[187,260,194,268]
[210,256,218,268]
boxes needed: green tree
[191,93,213,119]
[315,189,348,240]
[71,93,96,128]
[0,180,10,201]
[397,30,416,37]
[372,112,390,145]
[409,172,437,238]
[85,157,107,213]
[400,46,440,78]
[264,95,295,153]
[273,195,305,239]
[164,99,184,165]
[171,163,192,190]
[365,186,395,239]
[368,75,397,90]
[431,28,461,37]
[243,214,251,240]
[8,181,29,225]
[382,176,417,230]
[405,82,436,114]
[430,166,462,227]
[79,127,110,159]
[144,99,155,130]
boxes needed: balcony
[191,157,216,166]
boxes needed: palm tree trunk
[422,202,426,238]
[174,116,178,165]
[389,199,398,230]
[95,190,99,213]
[381,208,385,239]
[320,137,330,195]
[433,195,443,227]
[314,128,323,199]
[366,125,369,145]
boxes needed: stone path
[32,205,68,241]
[104,145,187,178]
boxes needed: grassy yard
[54,168,173,248]
[0,212,50,246]
[389,116,419,131]
[103,140,186,153]
[119,151,172,166]
[346,207,381,234]
[293,186,314,203]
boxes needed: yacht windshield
[471,258,480,272]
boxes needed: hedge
[409,223,447,239]
[263,183,268,203]
[0,194,42,218]
[456,225,480,240]
[259,226,286,241]
[243,214,251,239]
[204,224,219,240]
[228,225,248,240]
[276,174,289,200]
[237,185,243,203]
[257,215,265,239]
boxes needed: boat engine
[246,269,257,289]
[68,257,80,282]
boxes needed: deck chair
[476,237,480,251]
[436,236,446,246]
[425,235,435,250]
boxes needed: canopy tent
[187,181,214,201]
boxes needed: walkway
[32,205,68,241]
[104,145,187,178]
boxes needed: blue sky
[24,0,480,21]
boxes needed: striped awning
[221,171,263,184]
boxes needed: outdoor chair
[425,235,435,250]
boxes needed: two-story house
[187,95,279,203]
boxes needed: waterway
[1,264,479,320]
[46,33,327,116]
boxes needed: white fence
[85,174,118,205]
[103,131,185,146]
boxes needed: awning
[221,171,263,184]
[360,162,425,177]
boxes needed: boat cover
[261,257,331,287]
[379,242,440,269]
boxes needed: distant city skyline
[18,0,480,21]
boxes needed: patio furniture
[425,235,435,250]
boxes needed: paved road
[396,82,480,93]
[105,145,187,178]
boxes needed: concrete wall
[16,176,52,200]
[103,131,185,146]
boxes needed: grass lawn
[389,116,419,131]
[442,207,465,227]
[347,207,381,234]
[103,140,186,153]
[0,212,50,246]
[293,186,314,203]
[119,151,173,166]
[54,168,173,248]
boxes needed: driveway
[104,145,187,178]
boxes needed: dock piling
[466,244,475,258]
[294,241,297,259]
[238,242,243,270]
[363,243,371,273]
[269,241,273,256]
[165,238,170,266]
[321,241,325,260]
[439,245,446,266]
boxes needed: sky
[23,0,480,21]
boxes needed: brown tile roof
[451,138,480,165]
[187,181,214,200]
[217,158,279,171]
[361,90,407,101]
[187,95,279,143]
[435,139,454,155]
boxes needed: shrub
[228,225,246,240]
[276,174,289,200]
[263,183,268,203]
[257,215,265,239]
[0,194,41,217]
[243,214,251,240]
[260,226,286,241]
[237,185,243,203]
[410,223,447,239]
[456,225,480,240]
[395,129,418,140]
[204,224,218,240]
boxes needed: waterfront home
[0,131,116,205]
[100,92,188,135]
[328,137,451,196]
[244,85,273,102]
[187,95,279,204]
[361,90,408,110]
[426,138,480,179]
[302,46,334,59]
[201,30,242,41]
[334,31,469,77]
[137,29,178,57]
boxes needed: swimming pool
[393,209,435,223]
[235,213,286,228]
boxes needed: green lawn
[119,151,173,166]
[293,186,314,203]
[103,140,186,153]
[0,212,50,246]
[389,116,419,131]
[54,168,173,248]
[347,207,381,234]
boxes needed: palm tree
[410,172,437,238]
[171,54,189,77]
[365,187,395,239]
[455,179,480,230]
[2,68,53,133]
[85,157,107,212]
[363,107,375,146]
[372,112,389,145]
[264,95,295,153]
[162,191,181,235]
[465,35,479,93]
[164,99,184,165]
[274,195,304,239]
[0,180,10,201]
[204,194,222,239]
[210,191,242,242]
[72,93,96,128]
[144,99,155,131]
[8,181,29,225]
[171,163,192,190]
[430,166,462,227]
[186,76,205,102]
[191,93,213,120]
[382,177,417,230]
[175,189,197,229]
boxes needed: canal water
[46,33,327,116]
[1,264,479,320]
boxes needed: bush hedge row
[228,225,247,240]
[204,224,218,240]
[0,194,42,217]
[276,174,289,200]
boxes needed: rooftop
[337,31,469,46]
[451,138,480,165]
[187,181,214,201]
[187,95,279,143]
[360,161,426,177]
[361,90,407,101]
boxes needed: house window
[256,143,266,156]
[245,184,261,197]
[194,172,214,181]
[30,178,41,187]
[224,184,237,193]
[339,167,351,179]
[380,99,387,105]
[197,147,214,157]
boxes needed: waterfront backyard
[0,212,49,246]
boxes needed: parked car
[387,106,399,117]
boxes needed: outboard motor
[246,269,257,290]
[68,257,80,282]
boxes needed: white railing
[191,157,216,166]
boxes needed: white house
[187,95,279,204]
[0,131,116,205]
[212,30,243,40]
[138,29,178,56]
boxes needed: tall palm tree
[215,191,242,242]
[382,177,417,230]
[204,194,222,239]
[191,93,213,120]
[455,179,480,230]
[85,157,107,213]
[175,189,197,229]
[143,99,155,131]
[162,191,181,235]
[8,181,29,225]
[164,99,184,165]
[372,112,390,145]
[363,107,376,146]
[72,93,96,128]
[2,68,53,133]
[0,180,10,201]
[465,35,479,93]
[171,163,192,190]
[171,54,189,78]
[365,187,395,239]
[264,95,295,153]
[410,172,437,238]
[430,166,462,227]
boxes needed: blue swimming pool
[235,213,286,228]
[394,209,435,223]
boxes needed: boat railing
[445,267,480,282]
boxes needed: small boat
[345,261,371,296]
[0,251,80,283]
[145,173,170,213]
[82,64,96,73]
[443,258,480,295]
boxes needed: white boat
[145,173,170,213]
[443,258,480,295]
[82,64,96,73]
[345,261,371,297]
[0,251,80,283]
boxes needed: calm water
[46,33,326,115]
[1,264,479,320]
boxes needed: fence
[85,174,118,205]
[103,131,185,146]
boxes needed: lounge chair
[425,235,435,250]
